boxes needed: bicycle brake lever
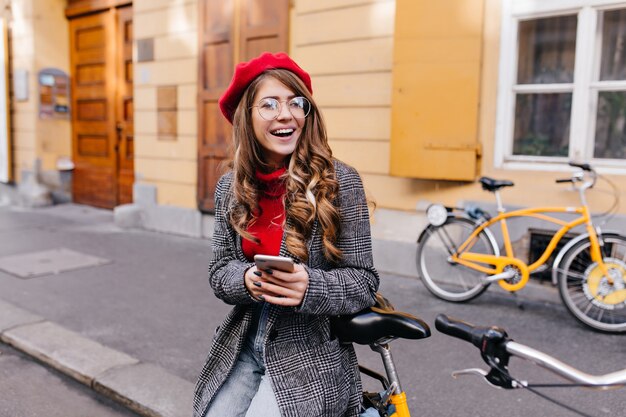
[452,367,524,390]
[452,367,488,379]
[452,368,515,389]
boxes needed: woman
[193,52,379,417]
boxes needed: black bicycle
[332,295,626,417]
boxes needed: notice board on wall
[0,18,10,183]
[38,68,70,119]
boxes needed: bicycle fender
[551,230,623,285]
[416,217,456,244]
[482,226,501,257]
[417,216,473,243]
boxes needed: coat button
[268,329,278,341]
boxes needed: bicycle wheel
[557,233,626,333]
[417,217,498,302]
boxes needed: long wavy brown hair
[228,69,342,263]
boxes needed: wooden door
[197,0,289,212]
[197,0,234,212]
[239,0,288,60]
[116,6,134,204]
[69,6,133,208]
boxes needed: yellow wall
[290,0,492,212]
[10,0,71,180]
[291,0,396,202]
[139,0,398,210]
[134,0,198,209]
[10,0,36,180]
[131,0,626,217]
[342,0,626,213]
[33,0,71,172]
[418,0,625,217]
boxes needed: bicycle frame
[451,204,610,292]
[390,393,410,417]
[371,343,411,417]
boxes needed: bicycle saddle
[330,293,431,345]
[479,176,514,192]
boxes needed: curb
[0,299,194,417]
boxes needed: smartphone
[254,254,295,273]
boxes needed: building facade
[3,0,626,244]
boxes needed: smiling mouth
[271,128,295,138]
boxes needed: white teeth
[272,129,294,135]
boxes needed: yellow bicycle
[416,162,626,333]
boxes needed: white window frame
[495,0,626,174]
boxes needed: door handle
[115,122,124,152]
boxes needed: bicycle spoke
[557,268,585,281]
[594,304,603,320]
[571,293,588,305]
[570,256,589,271]
[607,312,616,324]
[434,227,457,256]
[568,283,584,292]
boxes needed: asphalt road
[0,205,624,417]
[0,343,139,417]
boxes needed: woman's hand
[244,266,275,301]
[245,264,309,307]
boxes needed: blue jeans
[204,305,281,417]
[204,344,281,417]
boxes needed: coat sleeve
[295,165,380,316]
[208,174,257,306]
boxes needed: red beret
[218,52,313,124]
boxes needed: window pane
[594,91,626,159]
[517,15,577,84]
[600,9,626,81]
[513,93,571,157]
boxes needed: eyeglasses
[251,97,311,121]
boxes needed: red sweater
[242,167,287,260]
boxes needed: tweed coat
[193,159,380,417]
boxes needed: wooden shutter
[197,0,289,212]
[389,0,484,181]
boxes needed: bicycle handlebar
[435,314,506,349]
[554,161,597,189]
[506,342,626,387]
[569,161,592,171]
[435,314,626,389]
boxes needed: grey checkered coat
[193,160,379,417]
